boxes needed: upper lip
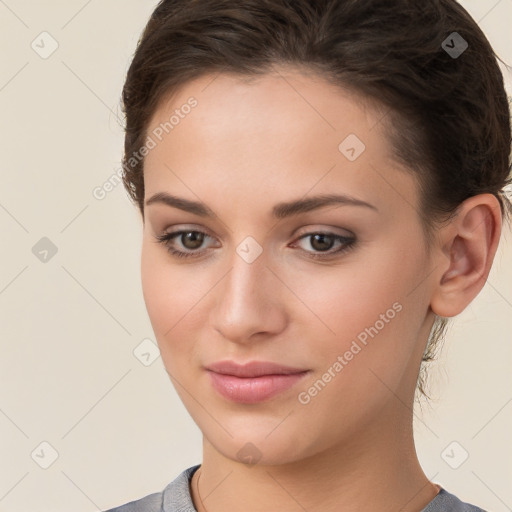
[205,360,309,377]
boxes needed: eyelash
[154,229,357,261]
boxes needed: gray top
[104,464,487,512]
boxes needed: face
[140,66,436,466]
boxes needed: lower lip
[207,371,310,404]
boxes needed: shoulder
[103,491,163,512]
[102,464,201,512]
[422,488,487,512]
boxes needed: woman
[106,0,511,510]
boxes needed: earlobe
[430,194,502,318]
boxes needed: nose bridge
[212,239,284,341]
[222,243,269,314]
[225,232,271,297]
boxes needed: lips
[205,360,308,377]
[204,360,310,403]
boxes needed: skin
[139,65,501,512]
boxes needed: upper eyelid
[162,221,354,235]
[163,225,354,241]
[164,227,355,250]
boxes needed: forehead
[147,67,384,154]
[143,68,418,218]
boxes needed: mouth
[204,360,311,404]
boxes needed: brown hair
[120,0,512,399]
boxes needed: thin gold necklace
[194,467,208,512]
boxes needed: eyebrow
[145,191,378,219]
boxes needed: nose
[211,245,287,345]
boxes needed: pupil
[311,234,333,251]
[183,232,203,249]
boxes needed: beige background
[0,1,511,511]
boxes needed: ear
[430,194,502,318]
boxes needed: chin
[199,417,315,467]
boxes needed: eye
[291,231,356,260]
[153,229,356,260]
[154,229,217,259]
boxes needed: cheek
[140,241,214,367]
[291,243,427,387]
[290,249,415,342]
[141,246,170,336]
[141,244,190,345]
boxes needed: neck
[190,401,439,512]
